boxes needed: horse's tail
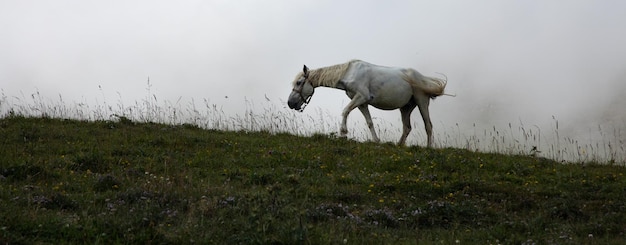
[402,70,453,99]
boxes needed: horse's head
[288,65,314,111]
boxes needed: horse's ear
[303,65,309,78]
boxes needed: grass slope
[1,116,625,244]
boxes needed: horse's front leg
[357,105,380,143]
[340,94,368,138]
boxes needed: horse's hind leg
[415,93,433,147]
[398,103,416,146]
[358,105,380,143]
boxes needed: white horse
[287,60,448,147]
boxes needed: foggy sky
[2,1,625,159]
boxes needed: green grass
[1,115,625,244]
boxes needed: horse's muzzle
[287,100,301,111]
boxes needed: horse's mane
[294,60,358,88]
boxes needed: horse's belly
[369,84,413,110]
[370,97,411,110]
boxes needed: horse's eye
[296,81,303,86]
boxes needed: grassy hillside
[1,116,625,244]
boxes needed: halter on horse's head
[288,65,314,111]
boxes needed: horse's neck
[310,75,338,89]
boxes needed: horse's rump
[401,69,447,98]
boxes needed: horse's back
[346,61,411,84]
